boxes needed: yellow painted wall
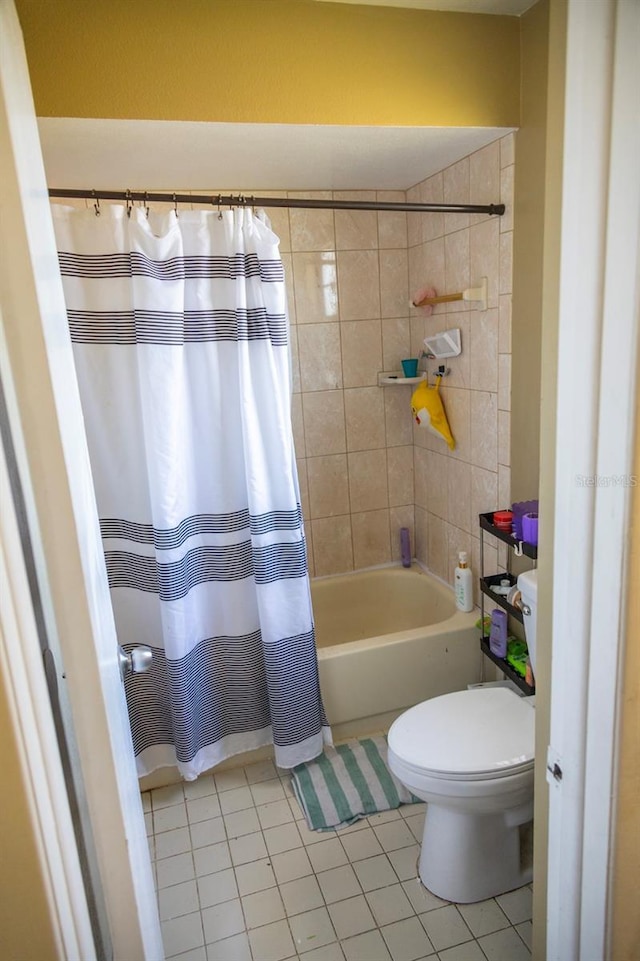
[15,0,519,127]
[0,672,59,961]
[511,0,548,504]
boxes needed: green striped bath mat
[291,736,419,831]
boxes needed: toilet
[387,569,539,903]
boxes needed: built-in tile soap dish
[377,371,427,386]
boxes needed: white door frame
[546,0,639,957]
[0,3,163,957]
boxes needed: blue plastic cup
[401,358,419,377]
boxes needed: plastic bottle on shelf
[454,551,473,612]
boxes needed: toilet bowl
[387,569,539,904]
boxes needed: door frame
[0,3,163,957]
[545,0,640,957]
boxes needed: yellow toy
[411,375,456,450]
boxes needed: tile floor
[144,759,533,961]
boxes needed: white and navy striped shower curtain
[52,204,331,779]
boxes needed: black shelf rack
[478,512,537,695]
[480,638,535,695]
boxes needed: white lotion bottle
[454,551,473,612]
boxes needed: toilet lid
[388,688,535,778]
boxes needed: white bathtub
[313,564,480,732]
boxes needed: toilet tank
[518,569,538,676]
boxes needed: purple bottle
[400,528,411,567]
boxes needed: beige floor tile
[290,906,338,952]
[316,864,362,904]
[328,895,377,940]
[365,884,415,926]
[241,886,286,929]
[280,874,325,916]
[419,906,472,952]
[380,916,434,961]
[235,857,277,896]
[271,846,314,884]
[341,929,393,961]
[247,919,296,961]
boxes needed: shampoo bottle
[454,551,473,612]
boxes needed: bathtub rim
[312,561,478,659]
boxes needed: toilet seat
[388,687,535,780]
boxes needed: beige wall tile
[426,449,449,519]
[427,513,448,580]
[448,458,472,533]
[499,294,512,353]
[304,522,315,578]
[498,354,511,411]
[471,466,499,524]
[500,133,515,169]
[447,525,473,586]
[341,319,382,388]
[298,323,342,391]
[380,249,409,319]
[348,449,388,512]
[307,454,350,518]
[469,218,500,309]
[292,251,338,323]
[469,141,500,226]
[334,191,378,251]
[382,317,411,373]
[498,464,511,508]
[411,237,445,308]
[289,324,301,394]
[500,164,514,233]
[498,409,511,467]
[420,173,445,244]
[406,183,422,248]
[413,446,429,511]
[387,445,414,507]
[303,390,346,456]
[390,505,416,564]
[443,387,470,462]
[351,509,392,569]
[469,308,499,392]
[289,193,335,252]
[297,457,309,519]
[414,506,429,567]
[443,157,470,235]
[470,391,498,471]
[409,316,428,358]
[337,249,381,321]
[383,386,414,447]
[312,515,353,576]
[267,209,292,255]
[499,231,513,294]
[344,387,386,452]
[444,229,471,312]
[282,253,296,323]
[377,191,407,249]
[291,393,305,457]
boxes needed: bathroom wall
[15,0,520,128]
[277,190,415,577]
[407,135,515,594]
[254,133,515,586]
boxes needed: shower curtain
[52,203,330,779]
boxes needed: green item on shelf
[506,637,528,677]
[476,615,492,635]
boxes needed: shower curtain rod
[48,188,505,216]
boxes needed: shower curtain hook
[217,194,223,220]
[125,189,133,219]
[143,191,150,219]
[92,190,100,217]
[173,193,179,218]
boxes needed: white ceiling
[38,119,515,193]
[312,0,536,15]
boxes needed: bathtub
[313,564,480,733]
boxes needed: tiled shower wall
[407,134,515,595]
[277,133,515,588]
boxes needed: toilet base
[418,803,533,903]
